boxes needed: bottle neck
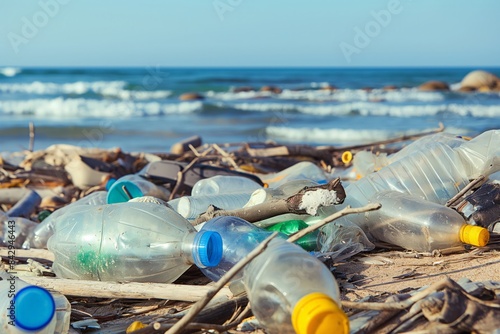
[182,230,223,269]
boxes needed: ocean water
[1,67,499,153]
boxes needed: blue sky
[1,0,499,67]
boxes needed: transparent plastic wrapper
[197,216,286,282]
[243,238,349,334]
[47,201,222,283]
[192,175,262,196]
[352,133,467,178]
[26,191,107,249]
[244,180,318,208]
[176,193,251,219]
[0,271,70,334]
[342,191,489,252]
[317,217,375,260]
[259,161,329,188]
[106,174,170,203]
[1,217,38,249]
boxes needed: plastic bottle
[0,271,71,334]
[106,175,170,203]
[264,220,319,251]
[196,216,285,282]
[327,191,489,252]
[244,180,319,208]
[1,217,38,249]
[259,162,329,189]
[176,193,251,219]
[456,182,500,229]
[243,238,349,334]
[47,201,223,283]
[352,133,467,178]
[26,191,108,249]
[191,175,262,196]
[331,130,500,212]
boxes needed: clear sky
[1,0,499,67]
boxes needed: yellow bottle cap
[292,292,349,334]
[459,224,489,247]
[341,151,353,165]
[126,321,147,333]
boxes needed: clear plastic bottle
[106,175,170,203]
[259,162,329,189]
[176,193,251,219]
[244,180,319,208]
[191,175,262,196]
[334,130,500,211]
[47,201,222,283]
[333,191,489,252]
[26,191,108,249]
[352,133,467,178]
[196,216,284,282]
[243,238,349,334]
[1,218,38,249]
[0,271,70,334]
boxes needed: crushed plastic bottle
[0,271,71,334]
[196,216,285,282]
[243,238,349,334]
[259,161,329,188]
[26,191,108,249]
[331,191,490,252]
[106,174,170,203]
[47,201,222,283]
[352,133,467,178]
[191,175,262,196]
[457,182,500,230]
[1,217,38,249]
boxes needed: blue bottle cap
[193,231,223,268]
[15,286,55,331]
[107,180,144,203]
[105,178,117,191]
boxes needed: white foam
[265,126,468,144]
[0,67,21,77]
[224,101,500,118]
[0,98,202,118]
[0,81,171,100]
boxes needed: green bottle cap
[38,210,52,222]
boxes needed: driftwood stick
[287,203,382,244]
[446,175,486,207]
[29,122,35,152]
[165,232,279,334]
[169,146,213,200]
[19,276,233,302]
[338,123,444,152]
[212,143,241,171]
[193,178,345,225]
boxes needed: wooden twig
[193,178,345,225]
[165,232,279,334]
[446,175,486,207]
[19,276,233,302]
[212,143,241,171]
[287,203,382,244]
[169,146,213,200]
[29,122,35,152]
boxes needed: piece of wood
[193,178,345,224]
[18,276,233,302]
[0,247,55,262]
